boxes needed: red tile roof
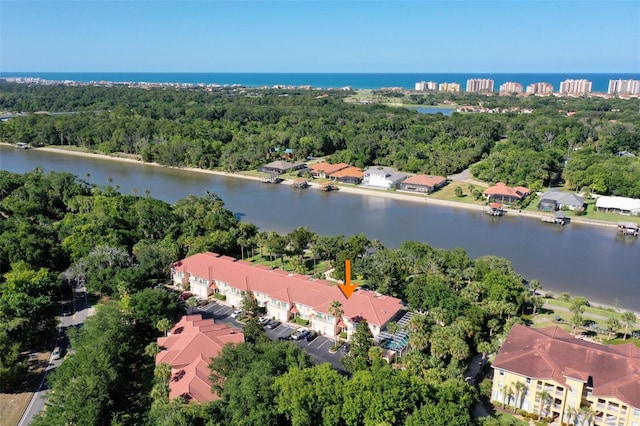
[310,162,350,175]
[400,174,447,187]
[493,324,640,408]
[483,182,530,199]
[329,166,364,179]
[156,314,244,403]
[172,252,403,327]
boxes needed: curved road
[18,288,91,426]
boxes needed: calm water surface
[1,146,638,310]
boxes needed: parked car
[265,320,281,329]
[305,330,318,342]
[258,317,270,326]
[230,309,242,319]
[52,347,62,360]
[179,292,193,301]
[340,342,351,354]
[62,304,73,316]
[290,328,309,340]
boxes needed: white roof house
[361,166,407,190]
[595,196,640,216]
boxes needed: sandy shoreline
[23,144,619,230]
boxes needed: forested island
[1,83,639,196]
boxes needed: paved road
[18,288,90,426]
[200,301,347,373]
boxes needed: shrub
[213,293,226,301]
[292,317,309,326]
[573,206,586,216]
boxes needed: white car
[230,309,242,319]
[52,347,62,360]
[290,328,308,340]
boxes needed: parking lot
[200,301,347,373]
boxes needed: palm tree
[564,406,579,426]
[529,279,542,295]
[605,317,620,340]
[578,406,595,426]
[328,300,344,338]
[156,318,172,337]
[185,296,199,314]
[144,342,161,358]
[621,311,637,340]
[501,383,514,409]
[154,362,172,382]
[477,341,493,363]
[407,314,431,351]
[512,381,527,412]
[536,390,552,418]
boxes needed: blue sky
[1,1,639,73]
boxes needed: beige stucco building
[492,325,640,426]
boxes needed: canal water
[1,145,638,310]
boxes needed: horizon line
[3,71,640,75]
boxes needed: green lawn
[428,181,487,205]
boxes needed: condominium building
[466,79,495,93]
[526,82,554,95]
[492,324,640,426]
[608,79,640,95]
[415,81,438,91]
[559,79,593,94]
[171,252,404,340]
[438,82,461,93]
[499,82,524,93]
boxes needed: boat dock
[617,222,639,236]
[318,181,339,191]
[541,211,567,225]
[261,174,283,184]
[486,202,504,216]
[292,178,309,189]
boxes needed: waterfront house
[483,182,530,204]
[361,166,408,190]
[537,189,584,211]
[258,160,306,175]
[170,252,404,340]
[492,324,640,426]
[328,166,364,185]
[156,314,244,403]
[309,162,349,179]
[596,196,640,216]
[397,174,447,194]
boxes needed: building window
[526,378,531,384]
[634,408,640,417]
[499,370,505,377]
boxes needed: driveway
[200,301,347,373]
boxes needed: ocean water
[2,72,639,93]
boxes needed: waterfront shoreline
[3,143,638,316]
[22,144,619,230]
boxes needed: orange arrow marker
[338,259,358,299]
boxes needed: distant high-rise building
[608,79,640,95]
[525,82,554,95]
[414,81,438,92]
[498,82,523,93]
[559,79,592,94]
[438,82,461,93]
[466,79,494,93]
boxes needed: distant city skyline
[1,1,639,73]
